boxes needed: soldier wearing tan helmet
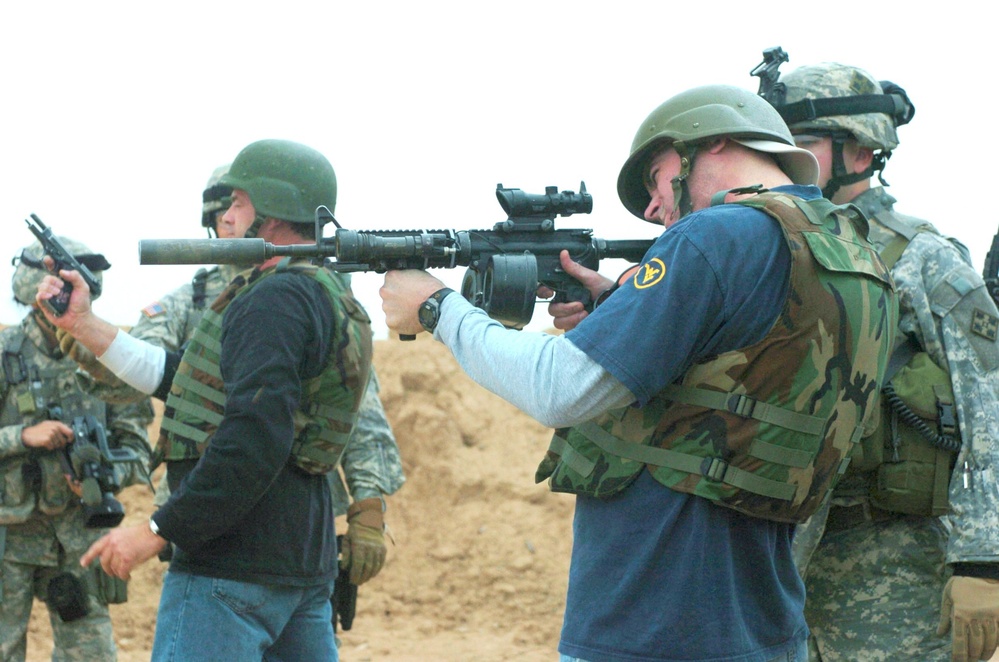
[1,238,153,660]
[379,84,898,660]
[759,56,999,662]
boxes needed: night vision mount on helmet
[751,47,916,198]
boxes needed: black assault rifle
[138,183,655,331]
[58,414,150,528]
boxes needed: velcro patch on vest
[141,301,166,318]
[633,258,667,290]
[971,308,999,342]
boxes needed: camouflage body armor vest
[843,209,962,517]
[1,323,107,523]
[536,192,897,523]
[154,259,372,475]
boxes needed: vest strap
[575,421,797,501]
[171,372,226,407]
[289,439,343,466]
[187,324,222,357]
[548,433,598,478]
[159,411,212,443]
[182,351,223,381]
[307,402,358,425]
[662,385,826,436]
[315,426,353,447]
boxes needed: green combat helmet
[11,238,110,306]
[755,57,915,199]
[220,139,337,226]
[201,163,232,236]
[617,84,818,222]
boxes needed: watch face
[418,300,438,331]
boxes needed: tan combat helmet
[758,57,915,199]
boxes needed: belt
[824,502,901,534]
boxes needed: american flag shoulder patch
[142,301,166,318]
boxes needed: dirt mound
[27,336,574,661]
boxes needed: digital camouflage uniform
[799,188,999,661]
[80,263,404,514]
[759,61,999,661]
[1,250,154,661]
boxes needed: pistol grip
[45,281,73,317]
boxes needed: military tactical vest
[0,323,107,523]
[845,210,961,517]
[536,192,897,523]
[154,258,372,475]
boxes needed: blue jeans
[152,570,337,662]
[558,637,808,662]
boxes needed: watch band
[426,287,455,307]
[418,287,456,334]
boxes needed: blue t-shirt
[560,186,818,661]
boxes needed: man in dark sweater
[37,139,373,661]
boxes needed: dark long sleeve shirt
[152,271,338,586]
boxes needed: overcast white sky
[2,2,991,338]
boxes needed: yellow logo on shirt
[633,258,666,289]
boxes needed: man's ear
[853,146,875,174]
[706,138,728,154]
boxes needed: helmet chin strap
[242,213,267,240]
[229,212,268,269]
[822,132,892,200]
[670,141,698,219]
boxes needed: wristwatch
[149,516,163,538]
[418,288,456,333]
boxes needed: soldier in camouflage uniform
[1,238,153,661]
[763,61,999,661]
[66,164,404,589]
[380,85,898,661]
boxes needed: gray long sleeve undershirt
[434,294,636,428]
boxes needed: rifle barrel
[138,239,325,265]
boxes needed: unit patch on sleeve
[971,308,999,342]
[633,258,667,289]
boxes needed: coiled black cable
[882,383,962,453]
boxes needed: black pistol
[24,214,103,316]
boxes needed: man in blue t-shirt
[381,85,896,662]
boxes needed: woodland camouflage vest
[154,259,372,475]
[536,192,898,523]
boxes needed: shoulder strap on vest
[874,211,922,269]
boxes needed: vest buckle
[726,394,756,418]
[702,457,729,483]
